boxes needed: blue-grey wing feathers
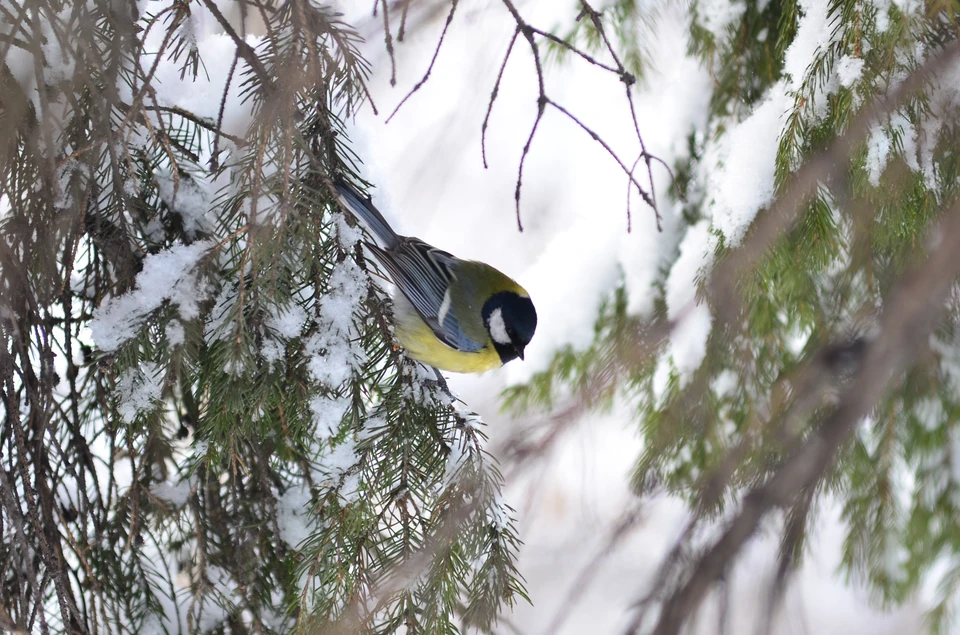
[367,240,484,353]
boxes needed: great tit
[334,179,537,374]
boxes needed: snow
[696,0,747,44]
[166,320,185,347]
[711,369,739,398]
[39,10,77,86]
[151,479,192,508]
[278,484,314,547]
[115,362,164,422]
[141,23,257,140]
[442,432,469,486]
[90,240,215,351]
[319,436,362,503]
[336,214,364,248]
[268,303,308,340]
[155,169,215,238]
[709,86,791,246]
[870,0,892,32]
[663,220,716,382]
[305,258,367,387]
[782,0,836,90]
[914,397,944,432]
[698,0,842,249]
[890,112,920,172]
[866,123,891,186]
[837,55,865,87]
[309,394,349,440]
[487,495,511,532]
[949,428,960,486]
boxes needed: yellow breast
[392,304,502,373]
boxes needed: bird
[333,178,537,374]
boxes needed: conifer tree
[0,1,524,632]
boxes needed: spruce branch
[637,194,960,635]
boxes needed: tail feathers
[334,178,400,249]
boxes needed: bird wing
[367,238,485,353]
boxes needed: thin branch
[149,104,245,147]
[385,0,459,123]
[380,0,397,86]
[398,0,411,41]
[482,27,519,170]
[579,0,661,231]
[211,52,241,169]
[513,99,544,233]
[499,0,546,231]
[493,0,662,232]
[547,98,656,211]
[531,25,619,73]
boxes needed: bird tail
[333,178,400,249]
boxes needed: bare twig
[579,0,661,231]
[532,24,619,73]
[385,0,459,123]
[375,0,666,230]
[211,52,241,169]
[398,0,411,41]
[482,27,520,170]
[380,0,397,86]
[548,98,656,211]
[498,0,546,231]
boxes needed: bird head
[482,291,537,365]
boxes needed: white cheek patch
[487,307,511,345]
[437,288,452,326]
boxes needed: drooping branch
[636,193,960,635]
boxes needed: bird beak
[515,345,525,361]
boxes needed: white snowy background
[334,1,930,633]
